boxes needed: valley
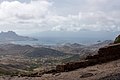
[0,40,112,77]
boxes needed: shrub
[114,35,120,44]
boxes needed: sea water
[6,37,108,46]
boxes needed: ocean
[3,37,111,46]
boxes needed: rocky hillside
[0,35,119,80]
[0,44,65,57]
[56,36,120,72]
[50,40,113,59]
[0,58,120,80]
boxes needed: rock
[53,73,61,76]
[80,73,94,78]
[56,60,98,72]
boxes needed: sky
[0,0,120,34]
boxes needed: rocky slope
[0,44,65,57]
[56,42,120,72]
[50,40,113,59]
[0,59,120,80]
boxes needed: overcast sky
[0,0,120,34]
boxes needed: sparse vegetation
[114,35,120,43]
[62,54,80,63]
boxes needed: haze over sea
[0,31,117,46]
[9,37,101,45]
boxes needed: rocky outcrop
[56,60,98,72]
[86,43,120,63]
[56,43,120,72]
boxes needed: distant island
[0,31,38,41]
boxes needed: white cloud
[0,0,120,34]
[0,0,52,33]
[50,11,120,32]
[0,0,51,19]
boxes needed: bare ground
[0,59,120,80]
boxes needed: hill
[0,31,38,41]
[50,40,113,59]
[0,44,65,57]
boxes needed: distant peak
[7,31,16,34]
[0,31,18,37]
[8,31,15,33]
[0,31,38,41]
[0,31,16,34]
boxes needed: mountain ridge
[0,31,38,41]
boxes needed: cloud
[48,0,120,32]
[0,0,120,34]
[0,0,52,33]
[0,0,51,20]
[50,11,120,32]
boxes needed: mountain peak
[0,31,38,41]
[7,31,16,34]
[1,31,17,35]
